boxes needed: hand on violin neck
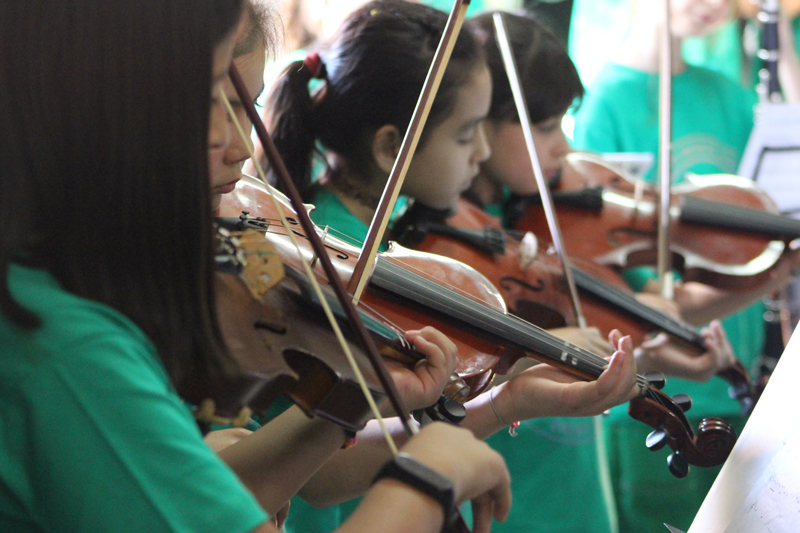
[381,327,459,415]
[632,322,737,383]
[660,246,800,326]
[486,331,639,421]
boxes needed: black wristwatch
[373,452,457,530]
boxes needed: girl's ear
[371,124,402,174]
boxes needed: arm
[248,424,513,533]
[778,10,800,103]
[217,406,348,515]
[297,330,639,506]
[336,423,511,533]
[219,326,458,513]
[637,248,800,326]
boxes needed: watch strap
[373,452,457,530]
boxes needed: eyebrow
[459,116,486,131]
[227,84,266,107]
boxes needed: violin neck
[570,266,707,350]
[681,196,800,239]
[371,258,607,379]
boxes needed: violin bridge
[309,225,331,269]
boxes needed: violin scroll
[628,376,737,478]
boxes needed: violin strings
[377,257,632,378]
[221,92,403,453]
[570,268,705,348]
[503,232,705,350]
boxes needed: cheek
[208,150,225,178]
[504,160,537,195]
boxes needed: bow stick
[348,0,472,303]
[492,12,587,328]
[657,0,674,299]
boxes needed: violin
[212,222,399,432]
[220,175,738,477]
[509,152,800,291]
[394,196,763,415]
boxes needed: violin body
[513,153,796,291]
[220,176,506,397]
[213,223,388,431]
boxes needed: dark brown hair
[267,0,485,198]
[0,0,244,404]
[472,11,584,124]
[234,0,280,59]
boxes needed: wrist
[372,453,456,529]
[488,383,520,436]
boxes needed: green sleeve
[17,333,268,533]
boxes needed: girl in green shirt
[1,2,521,533]
[454,11,752,532]
[266,1,644,531]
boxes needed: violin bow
[656,0,674,300]
[492,13,587,329]
[348,0,472,303]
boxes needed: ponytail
[267,56,326,198]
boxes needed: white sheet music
[688,328,800,532]
[738,103,800,215]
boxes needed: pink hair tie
[303,52,325,79]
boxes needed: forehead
[212,33,237,80]
[439,63,492,127]
[225,47,266,98]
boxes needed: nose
[471,122,492,165]
[208,88,230,153]
[223,115,254,166]
[552,129,571,159]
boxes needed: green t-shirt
[574,62,763,532]
[0,264,268,533]
[574,63,756,182]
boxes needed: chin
[211,194,222,211]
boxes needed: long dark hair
[267,0,484,198]
[0,0,244,404]
[472,11,584,124]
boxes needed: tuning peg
[667,450,689,478]
[646,427,670,451]
[671,393,692,412]
[644,371,666,390]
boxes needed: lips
[213,179,239,195]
